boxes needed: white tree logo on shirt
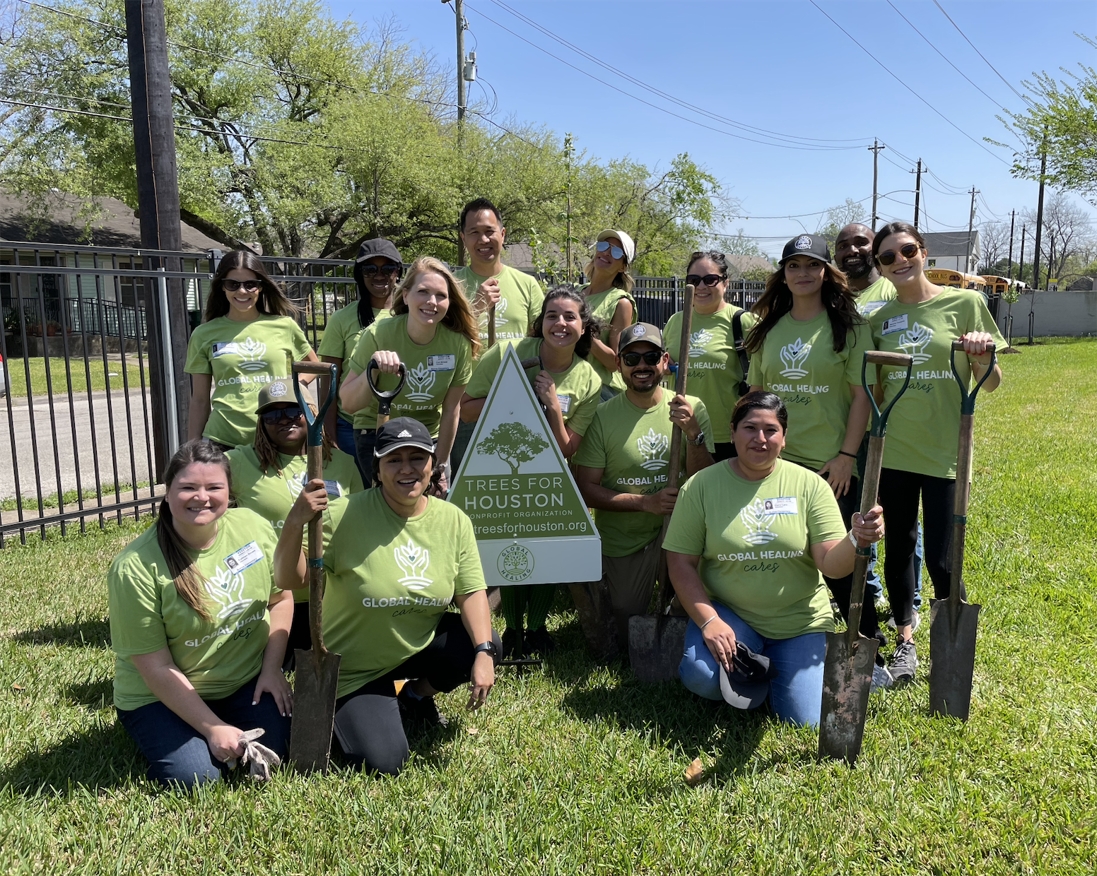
[204,565,252,621]
[779,338,811,378]
[236,337,269,372]
[405,362,437,401]
[739,499,779,545]
[637,428,669,471]
[688,329,713,359]
[898,322,933,363]
[394,539,432,590]
[285,473,306,500]
[479,296,508,328]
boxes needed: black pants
[878,467,959,628]
[332,613,501,775]
[824,475,885,646]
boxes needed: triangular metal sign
[449,344,600,586]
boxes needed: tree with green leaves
[477,422,549,476]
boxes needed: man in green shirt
[573,323,715,656]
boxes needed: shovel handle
[950,341,997,415]
[862,351,913,438]
[487,305,496,347]
[519,357,550,414]
[367,358,407,427]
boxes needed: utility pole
[1018,224,1026,283]
[1006,210,1015,279]
[455,0,466,128]
[564,133,574,283]
[911,159,923,232]
[868,139,885,230]
[1031,147,1047,292]
[125,0,188,475]
[967,187,979,273]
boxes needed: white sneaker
[886,609,920,633]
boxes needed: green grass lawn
[1,340,1094,874]
[2,356,150,398]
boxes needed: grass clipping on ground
[1,340,1095,875]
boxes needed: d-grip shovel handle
[951,341,997,415]
[862,351,914,439]
[520,356,549,414]
[292,361,338,450]
[366,358,407,418]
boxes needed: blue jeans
[116,676,291,790]
[679,601,826,728]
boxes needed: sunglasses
[685,273,724,288]
[596,240,625,260]
[260,406,304,424]
[222,279,263,293]
[361,264,401,277]
[620,350,663,367]
[876,243,921,266]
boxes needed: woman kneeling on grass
[664,392,884,727]
[107,440,293,790]
[275,417,500,776]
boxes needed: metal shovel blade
[289,647,342,773]
[818,634,879,765]
[928,598,981,720]
[628,615,687,684]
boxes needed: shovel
[929,341,997,721]
[819,350,913,765]
[628,285,694,683]
[366,357,408,429]
[288,361,341,773]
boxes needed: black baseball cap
[779,233,831,265]
[374,417,435,457]
[617,322,664,354]
[718,642,778,709]
[355,238,403,267]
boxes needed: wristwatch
[690,430,706,447]
[473,640,500,665]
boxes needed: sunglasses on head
[361,264,400,277]
[685,273,724,288]
[596,240,625,260]
[620,350,662,367]
[260,406,304,425]
[876,243,921,266]
[222,279,263,293]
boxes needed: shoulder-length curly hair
[203,250,299,322]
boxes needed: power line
[808,1,1009,166]
[931,0,1029,103]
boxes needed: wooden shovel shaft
[488,305,496,347]
[306,441,328,655]
[846,433,884,647]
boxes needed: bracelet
[848,529,859,548]
[700,614,719,630]
[838,450,857,459]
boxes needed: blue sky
[327,0,1096,259]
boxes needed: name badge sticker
[557,394,571,414]
[212,341,240,358]
[427,354,456,372]
[880,314,909,336]
[297,473,344,498]
[764,497,798,515]
[224,541,264,573]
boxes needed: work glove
[226,728,281,782]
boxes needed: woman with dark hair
[581,229,637,399]
[745,234,883,656]
[665,392,884,727]
[107,439,293,789]
[340,257,479,487]
[867,221,1004,685]
[460,285,602,655]
[319,239,402,470]
[664,250,753,461]
[185,251,318,449]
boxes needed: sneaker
[397,687,448,728]
[501,627,523,659]
[887,638,918,686]
[523,627,556,655]
[870,662,894,693]
[886,609,920,633]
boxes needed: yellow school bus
[925,269,986,292]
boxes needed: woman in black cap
[319,239,403,475]
[275,417,499,775]
[745,234,885,661]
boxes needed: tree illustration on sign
[477,422,549,475]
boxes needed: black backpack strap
[732,309,751,397]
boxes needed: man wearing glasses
[572,323,715,658]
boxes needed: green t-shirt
[107,508,279,710]
[465,337,602,437]
[344,314,474,434]
[748,312,873,470]
[318,304,393,423]
[185,315,313,447]
[322,490,486,695]
[855,276,897,318]
[662,459,845,639]
[226,444,363,602]
[663,305,753,444]
[870,288,1006,479]
[454,264,544,346]
[581,284,637,391]
[574,390,714,557]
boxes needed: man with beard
[571,323,715,657]
[835,223,923,630]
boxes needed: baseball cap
[256,379,314,415]
[718,642,778,709]
[596,229,636,265]
[617,322,664,354]
[374,417,435,457]
[779,233,831,265]
[355,238,403,267]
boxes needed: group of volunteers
[106,196,1004,789]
